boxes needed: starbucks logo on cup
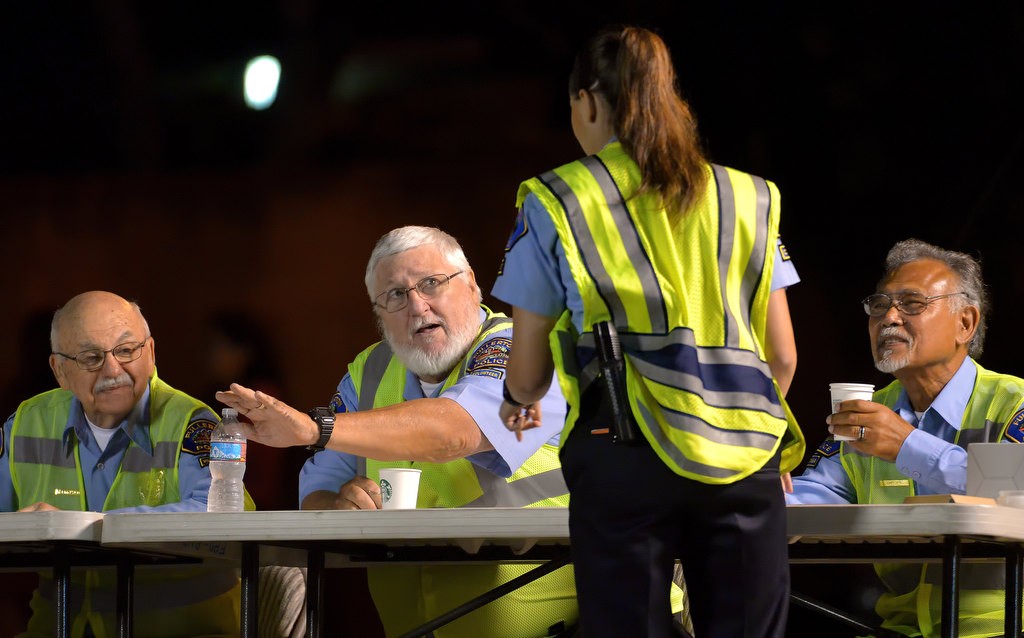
[380,479,393,504]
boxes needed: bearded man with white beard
[218,225,579,638]
[787,238,1024,638]
[0,290,246,637]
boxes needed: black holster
[593,321,642,445]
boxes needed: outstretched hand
[216,383,319,449]
[499,400,543,442]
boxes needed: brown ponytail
[569,26,707,222]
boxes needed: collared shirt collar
[64,382,155,456]
[892,357,977,432]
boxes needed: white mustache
[877,326,911,346]
[94,373,132,393]
[409,316,446,337]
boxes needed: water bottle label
[210,441,246,462]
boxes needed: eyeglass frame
[374,271,465,313]
[861,291,968,317]
[52,337,151,371]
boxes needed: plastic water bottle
[207,408,247,512]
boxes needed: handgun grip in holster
[594,321,641,445]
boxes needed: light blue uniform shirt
[298,309,567,504]
[492,191,799,331]
[787,356,978,504]
[0,385,217,513]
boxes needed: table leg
[54,544,70,638]
[1006,543,1023,638]
[306,549,324,638]
[116,552,134,638]
[941,535,961,638]
[241,543,259,638]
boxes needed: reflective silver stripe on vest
[359,342,395,412]
[575,329,781,417]
[579,155,667,333]
[712,164,740,347]
[637,403,740,480]
[958,421,1005,448]
[122,441,179,472]
[13,436,76,468]
[41,566,238,613]
[538,169,628,327]
[638,398,778,452]
[882,563,1004,595]
[463,464,568,507]
[739,176,771,335]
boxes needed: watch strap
[306,407,336,451]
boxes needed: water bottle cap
[222,408,238,420]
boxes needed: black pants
[560,424,789,638]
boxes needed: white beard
[874,327,912,374]
[384,313,481,380]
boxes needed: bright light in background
[244,55,281,110]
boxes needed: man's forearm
[328,397,491,462]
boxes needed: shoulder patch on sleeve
[465,337,512,380]
[778,240,791,262]
[181,419,216,468]
[497,208,529,276]
[328,392,347,415]
[1003,408,1024,442]
[803,437,841,470]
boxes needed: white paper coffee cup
[829,383,875,441]
[379,468,422,510]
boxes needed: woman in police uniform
[493,25,804,638]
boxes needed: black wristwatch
[502,380,524,408]
[306,407,336,451]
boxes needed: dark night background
[0,2,1022,635]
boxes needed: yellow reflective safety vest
[10,374,245,638]
[842,361,1024,638]
[347,306,577,637]
[518,142,804,482]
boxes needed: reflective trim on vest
[13,436,76,468]
[121,440,179,473]
[359,343,394,412]
[581,155,667,332]
[636,402,771,479]
[711,165,771,348]
[575,329,783,418]
[958,421,1004,446]
[463,465,568,508]
[40,566,238,612]
[538,168,629,328]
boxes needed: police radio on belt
[594,321,641,445]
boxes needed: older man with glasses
[0,290,247,637]
[787,238,1024,637]
[218,225,581,638]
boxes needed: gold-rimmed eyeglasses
[375,271,464,313]
[52,338,150,371]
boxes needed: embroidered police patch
[497,208,528,276]
[816,438,842,457]
[1004,407,1024,442]
[805,437,841,469]
[779,242,792,261]
[182,419,216,468]
[466,337,512,380]
[328,392,347,415]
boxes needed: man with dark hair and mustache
[0,290,247,637]
[218,226,585,637]
[787,238,1024,637]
